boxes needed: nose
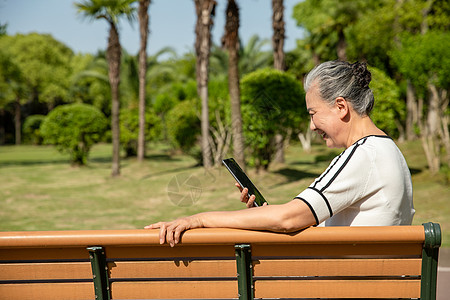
[309,120,316,131]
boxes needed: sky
[0,0,305,57]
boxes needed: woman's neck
[345,115,386,147]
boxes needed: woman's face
[305,83,346,148]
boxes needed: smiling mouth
[318,130,327,139]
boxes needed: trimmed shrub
[166,99,200,154]
[23,114,45,145]
[40,103,107,165]
[120,107,162,157]
[240,68,306,170]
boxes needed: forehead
[305,82,324,110]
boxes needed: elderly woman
[146,60,415,247]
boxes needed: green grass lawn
[0,140,448,247]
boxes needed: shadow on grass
[290,160,316,166]
[409,167,422,175]
[140,164,198,180]
[270,167,320,187]
[0,159,70,167]
[90,153,182,164]
[315,152,339,163]
[145,154,180,161]
[89,156,112,163]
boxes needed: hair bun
[350,62,371,88]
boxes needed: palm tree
[272,0,286,163]
[222,0,245,169]
[239,34,271,76]
[209,35,271,78]
[272,0,285,71]
[194,0,216,169]
[137,0,150,162]
[75,0,136,177]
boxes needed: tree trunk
[14,97,21,145]
[405,80,418,140]
[107,23,122,177]
[195,0,216,169]
[272,0,285,71]
[427,83,440,136]
[420,0,433,35]
[223,0,245,169]
[209,109,232,166]
[137,0,151,162]
[336,29,347,61]
[272,0,286,164]
[298,128,312,153]
[273,134,285,163]
[439,90,449,168]
[0,108,5,145]
[419,82,441,174]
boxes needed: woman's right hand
[235,182,257,208]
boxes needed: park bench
[0,222,441,300]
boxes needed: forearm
[146,199,316,247]
[197,199,315,233]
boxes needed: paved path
[437,248,450,300]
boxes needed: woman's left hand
[144,215,203,247]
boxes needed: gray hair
[304,60,374,116]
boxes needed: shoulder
[351,135,400,159]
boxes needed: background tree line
[0,0,448,176]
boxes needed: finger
[240,188,249,203]
[263,201,268,206]
[173,226,184,246]
[158,223,167,245]
[235,182,243,192]
[246,194,256,208]
[166,226,176,247]
[144,222,161,229]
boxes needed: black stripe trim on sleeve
[294,197,319,226]
[307,187,333,217]
[312,151,344,189]
[320,137,367,192]
[313,136,373,189]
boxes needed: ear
[334,97,350,120]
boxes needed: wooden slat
[111,281,238,299]
[253,258,422,277]
[0,282,94,300]
[253,243,423,257]
[0,262,92,281]
[0,247,89,261]
[105,244,236,259]
[109,260,236,279]
[254,279,421,298]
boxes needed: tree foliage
[40,103,108,165]
[369,67,405,138]
[0,33,73,106]
[391,31,450,97]
[23,114,46,145]
[120,107,161,157]
[166,99,200,155]
[240,68,305,170]
[0,48,26,106]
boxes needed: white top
[295,135,415,226]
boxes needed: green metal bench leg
[235,244,254,300]
[87,246,111,300]
[421,222,441,300]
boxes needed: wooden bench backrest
[0,223,441,300]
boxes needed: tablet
[222,158,268,207]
